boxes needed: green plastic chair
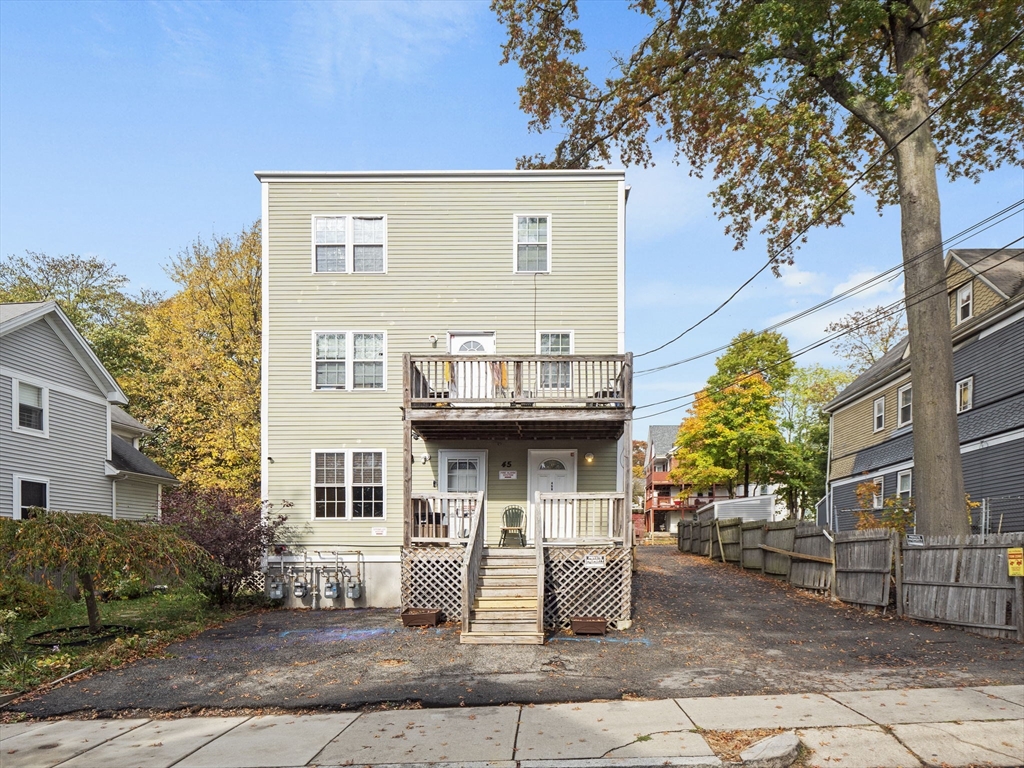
[500,505,527,547]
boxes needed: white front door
[527,450,577,542]
[438,450,487,538]
[448,332,495,400]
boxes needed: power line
[633,27,1024,360]
[634,200,1024,376]
[634,237,1024,420]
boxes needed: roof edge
[254,169,626,182]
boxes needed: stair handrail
[461,490,486,634]
[534,491,546,635]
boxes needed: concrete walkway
[2,685,1021,768]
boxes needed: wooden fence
[676,520,1024,641]
[898,533,1024,640]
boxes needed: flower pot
[570,616,607,635]
[401,608,442,627]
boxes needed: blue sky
[2,1,1021,438]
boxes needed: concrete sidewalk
[2,685,1021,768]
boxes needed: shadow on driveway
[9,546,1022,717]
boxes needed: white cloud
[777,264,827,294]
[285,0,481,99]
[830,269,902,299]
[625,159,714,243]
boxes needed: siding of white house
[115,477,160,521]
[262,172,626,585]
[0,321,113,517]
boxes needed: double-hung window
[873,396,885,432]
[313,215,386,273]
[13,380,47,437]
[956,376,973,413]
[314,332,385,390]
[515,215,550,273]
[898,384,913,427]
[956,282,973,324]
[897,470,912,502]
[871,477,884,509]
[538,331,572,389]
[313,450,384,519]
[15,476,48,520]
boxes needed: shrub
[161,486,289,605]
[0,575,69,619]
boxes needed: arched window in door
[539,459,566,471]
[459,340,486,352]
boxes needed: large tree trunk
[888,9,968,537]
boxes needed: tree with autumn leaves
[494,0,1024,535]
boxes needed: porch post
[403,353,412,549]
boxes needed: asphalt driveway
[9,546,1022,717]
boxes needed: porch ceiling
[408,407,628,441]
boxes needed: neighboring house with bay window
[258,170,633,643]
[0,301,176,520]
[820,249,1024,533]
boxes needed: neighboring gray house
[821,249,1024,533]
[0,301,176,520]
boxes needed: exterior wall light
[584,453,595,464]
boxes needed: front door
[448,332,495,401]
[527,450,577,542]
[438,450,487,538]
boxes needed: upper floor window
[871,477,883,508]
[13,380,47,437]
[313,332,385,390]
[312,450,385,519]
[898,383,913,427]
[956,376,973,413]
[956,282,973,324]
[873,396,885,432]
[538,331,572,389]
[515,215,550,273]
[313,215,385,273]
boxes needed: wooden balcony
[403,353,632,440]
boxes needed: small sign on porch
[371,527,387,537]
[583,554,607,569]
[905,534,924,547]
[498,470,517,480]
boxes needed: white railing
[532,492,628,544]
[409,492,482,544]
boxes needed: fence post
[829,532,837,601]
[1015,570,1024,642]
[894,530,904,617]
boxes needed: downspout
[825,413,834,528]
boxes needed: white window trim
[309,449,387,521]
[956,281,973,324]
[956,376,974,413]
[11,378,49,439]
[897,469,912,499]
[12,474,50,520]
[512,213,552,274]
[311,331,387,391]
[536,330,575,354]
[897,383,913,427]
[310,214,388,274]
[872,477,884,509]
[872,396,885,433]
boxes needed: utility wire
[633,27,1024,360]
[634,237,1024,420]
[634,201,1024,376]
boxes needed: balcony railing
[407,492,483,545]
[532,492,630,545]
[405,354,631,409]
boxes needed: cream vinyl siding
[829,374,911,467]
[264,175,623,552]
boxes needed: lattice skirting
[401,546,465,622]
[544,546,632,630]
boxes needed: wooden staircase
[460,548,544,645]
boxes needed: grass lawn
[1,585,266,696]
